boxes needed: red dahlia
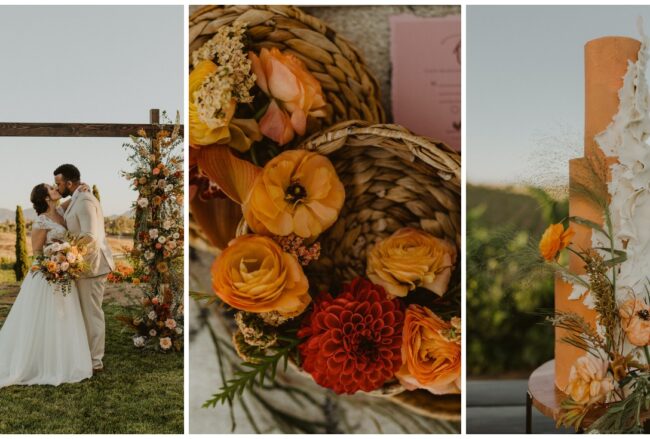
[298,278,404,394]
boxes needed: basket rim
[188,4,385,123]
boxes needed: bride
[0,183,94,387]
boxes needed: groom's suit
[64,188,115,369]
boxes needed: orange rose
[619,299,650,346]
[189,60,261,151]
[396,305,461,395]
[46,261,58,273]
[367,228,457,297]
[539,223,574,261]
[249,48,327,145]
[211,235,310,317]
[565,355,615,405]
[243,150,345,240]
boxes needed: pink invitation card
[390,14,461,151]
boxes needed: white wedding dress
[0,211,92,387]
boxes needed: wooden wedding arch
[0,109,183,138]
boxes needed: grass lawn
[0,300,184,434]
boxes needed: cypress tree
[92,185,101,201]
[14,206,28,282]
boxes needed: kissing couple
[0,164,115,387]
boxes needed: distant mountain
[0,207,36,222]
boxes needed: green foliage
[204,334,300,407]
[92,185,101,202]
[467,185,568,376]
[0,303,183,433]
[13,206,28,282]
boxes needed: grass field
[0,290,183,433]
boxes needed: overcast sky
[0,6,183,215]
[467,5,650,187]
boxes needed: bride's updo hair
[30,184,50,215]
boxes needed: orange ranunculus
[211,235,310,317]
[619,299,650,346]
[189,60,261,151]
[249,48,327,146]
[367,228,457,297]
[539,223,574,261]
[565,355,615,405]
[46,261,58,273]
[396,305,461,395]
[243,150,345,240]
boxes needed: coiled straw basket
[236,120,461,420]
[189,5,386,251]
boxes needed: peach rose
[367,228,457,297]
[249,48,327,145]
[619,299,650,346]
[539,223,574,262]
[189,60,261,151]
[565,355,615,405]
[243,150,345,240]
[396,305,461,395]
[211,235,310,317]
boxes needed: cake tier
[554,36,640,392]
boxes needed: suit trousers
[76,275,108,369]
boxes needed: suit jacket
[64,189,115,278]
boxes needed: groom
[54,164,115,373]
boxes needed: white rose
[173,233,180,239]
[162,220,172,230]
[148,229,159,239]
[158,236,167,244]
[133,336,146,348]
[60,262,70,272]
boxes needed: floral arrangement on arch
[117,112,185,353]
[540,217,650,432]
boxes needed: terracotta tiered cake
[555,36,642,391]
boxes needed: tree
[14,205,29,281]
[92,185,101,201]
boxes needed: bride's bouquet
[32,234,88,296]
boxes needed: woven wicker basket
[189,5,386,251]
[236,120,461,419]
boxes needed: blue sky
[0,6,183,215]
[467,5,650,187]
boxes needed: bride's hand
[78,183,91,193]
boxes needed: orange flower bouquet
[199,123,461,417]
[188,5,384,251]
[33,234,88,296]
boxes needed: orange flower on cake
[243,150,345,240]
[367,228,457,298]
[249,48,327,145]
[395,305,461,395]
[539,223,574,262]
[619,299,650,347]
[565,355,615,405]
[211,235,310,318]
